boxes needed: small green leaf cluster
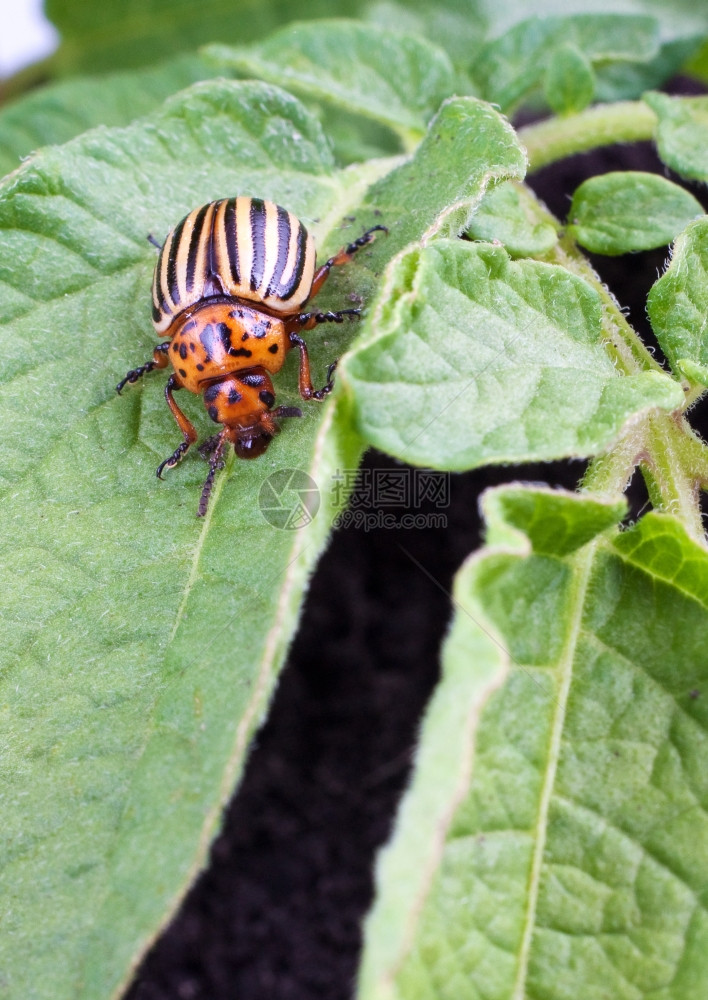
[3,3,708,1000]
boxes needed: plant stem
[519,101,657,173]
[640,412,705,541]
[580,429,641,497]
[582,412,708,541]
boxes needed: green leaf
[471,13,663,114]
[645,90,708,183]
[466,181,558,258]
[684,35,708,84]
[350,97,526,260]
[364,0,489,70]
[0,85,528,1000]
[648,218,708,383]
[308,105,402,167]
[481,486,627,555]
[359,486,708,1000]
[592,34,702,106]
[0,54,214,179]
[43,0,364,75]
[543,42,595,114]
[0,78,388,1000]
[342,240,684,470]
[205,21,457,149]
[568,171,704,255]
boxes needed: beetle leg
[308,225,387,298]
[291,308,361,331]
[272,405,303,420]
[198,433,223,460]
[156,375,198,479]
[116,342,169,394]
[197,430,227,517]
[289,332,338,400]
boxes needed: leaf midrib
[511,540,597,999]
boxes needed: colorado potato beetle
[117,197,385,516]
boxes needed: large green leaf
[469,13,694,115]
[342,240,684,469]
[568,171,704,255]
[43,0,365,75]
[0,78,381,1000]
[0,54,214,179]
[42,0,489,78]
[365,0,489,69]
[648,218,708,386]
[359,485,708,1000]
[206,21,458,149]
[0,85,526,999]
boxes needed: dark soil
[126,83,708,1000]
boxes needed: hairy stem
[640,412,705,541]
[580,430,642,498]
[519,101,657,173]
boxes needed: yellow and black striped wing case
[152,197,317,334]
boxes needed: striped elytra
[152,197,316,335]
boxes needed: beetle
[116,197,386,516]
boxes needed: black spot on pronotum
[228,386,242,404]
[208,405,219,421]
[199,324,215,361]
[217,323,232,349]
[240,373,265,387]
[268,344,279,354]
[251,319,271,339]
[203,384,220,403]
[259,390,275,408]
